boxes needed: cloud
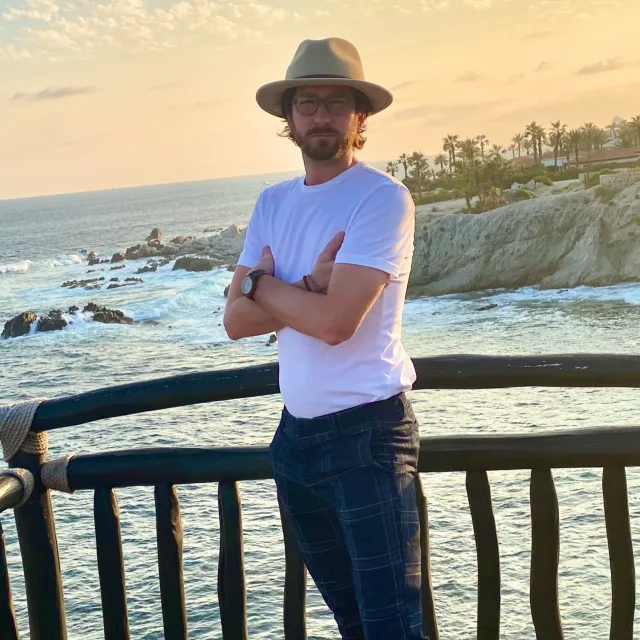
[390,80,418,92]
[315,9,330,16]
[393,99,502,127]
[524,30,554,39]
[577,58,636,75]
[393,5,412,13]
[11,86,96,102]
[463,0,493,7]
[149,82,179,91]
[456,71,481,83]
[535,60,552,72]
[0,0,288,60]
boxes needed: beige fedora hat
[256,37,393,118]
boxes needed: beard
[292,120,359,161]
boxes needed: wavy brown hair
[278,87,373,150]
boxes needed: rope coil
[4,468,35,507]
[41,454,76,494]
[0,399,47,461]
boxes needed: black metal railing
[1,354,640,640]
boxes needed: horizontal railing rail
[1,353,639,640]
[51,424,640,489]
[29,354,640,431]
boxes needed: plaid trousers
[270,393,428,640]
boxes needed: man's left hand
[253,246,275,275]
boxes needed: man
[224,37,425,640]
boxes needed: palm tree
[522,138,532,156]
[398,153,410,179]
[476,134,489,157]
[490,144,504,159]
[565,128,583,167]
[434,153,448,174]
[508,143,517,159]
[443,134,459,173]
[630,116,640,147]
[385,160,399,177]
[525,122,540,164]
[591,127,608,150]
[536,125,546,162]
[582,123,599,165]
[512,133,524,157]
[408,151,430,184]
[457,138,480,191]
[549,121,566,171]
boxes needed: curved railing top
[27,354,640,432]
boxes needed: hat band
[294,74,350,79]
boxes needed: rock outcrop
[2,304,134,339]
[173,257,215,272]
[409,179,640,296]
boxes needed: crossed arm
[223,263,389,346]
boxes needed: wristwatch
[241,269,268,300]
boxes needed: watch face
[241,275,253,295]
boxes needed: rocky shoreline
[1,303,147,339]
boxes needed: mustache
[305,128,340,136]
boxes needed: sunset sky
[1,0,639,199]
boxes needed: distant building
[512,146,640,169]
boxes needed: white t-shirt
[237,161,416,419]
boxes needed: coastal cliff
[408,179,640,296]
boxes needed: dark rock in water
[224,284,230,298]
[125,277,142,283]
[2,312,38,339]
[110,277,120,282]
[111,252,125,264]
[139,319,160,326]
[137,263,158,274]
[84,303,133,324]
[38,310,67,333]
[146,228,163,242]
[226,265,236,272]
[159,258,172,267]
[107,279,142,290]
[88,257,101,266]
[85,284,101,290]
[476,303,498,312]
[110,265,125,271]
[203,227,217,233]
[87,269,97,273]
[147,239,163,250]
[68,306,80,313]
[266,333,277,346]
[169,235,193,245]
[62,277,105,289]
[173,256,215,272]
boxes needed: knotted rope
[4,468,35,507]
[41,454,75,494]
[0,399,47,461]
[0,399,76,495]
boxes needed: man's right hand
[309,231,345,293]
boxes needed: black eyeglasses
[293,96,353,116]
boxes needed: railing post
[415,474,439,640]
[218,480,248,640]
[10,450,66,640]
[0,518,20,640]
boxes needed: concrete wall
[599,172,640,190]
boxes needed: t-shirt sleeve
[334,183,415,279]
[236,192,265,268]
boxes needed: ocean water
[1,174,640,639]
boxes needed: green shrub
[414,189,461,205]
[595,186,616,203]
[584,173,601,189]
[533,174,553,186]
[515,188,534,201]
